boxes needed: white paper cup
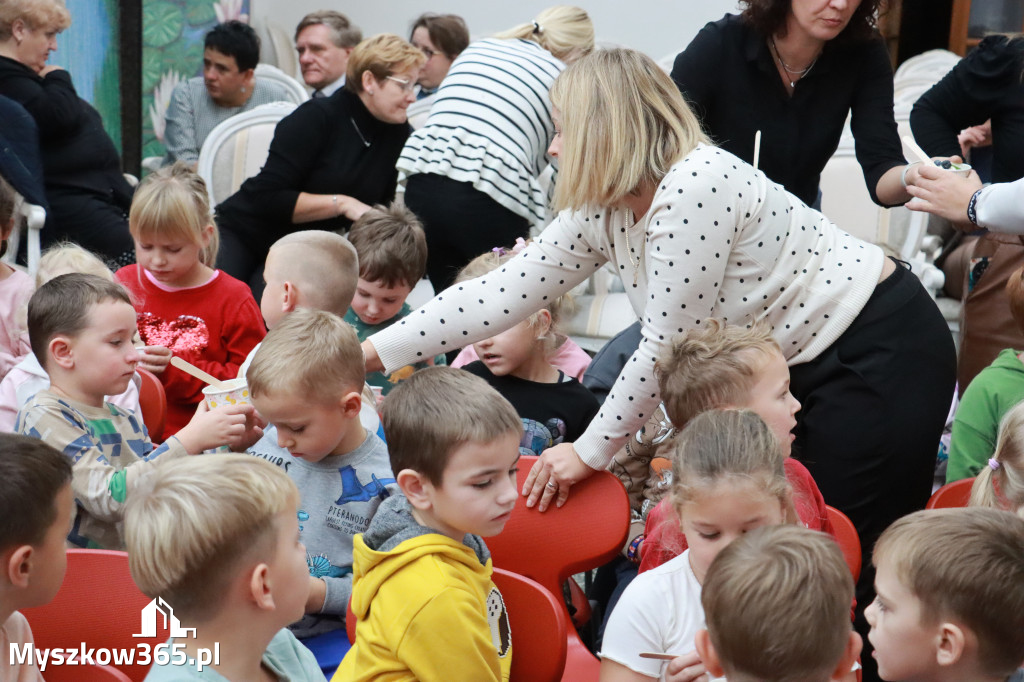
[202,378,251,410]
[938,161,972,178]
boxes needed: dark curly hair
[741,0,888,43]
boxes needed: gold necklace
[623,210,645,286]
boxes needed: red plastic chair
[492,568,569,682]
[825,505,861,582]
[344,569,569,682]
[136,368,167,443]
[487,455,630,682]
[21,549,168,682]
[926,478,974,509]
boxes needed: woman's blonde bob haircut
[549,48,708,212]
[494,5,594,65]
[129,163,218,267]
[346,33,427,95]
[0,0,71,41]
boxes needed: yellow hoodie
[333,495,512,681]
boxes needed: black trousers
[217,225,267,299]
[789,260,956,682]
[47,188,135,267]
[404,173,532,293]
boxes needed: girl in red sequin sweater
[116,164,265,433]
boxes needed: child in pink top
[0,175,33,378]
[115,165,264,434]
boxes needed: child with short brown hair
[867,507,1024,682]
[697,524,861,682]
[344,201,442,396]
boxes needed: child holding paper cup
[115,164,265,435]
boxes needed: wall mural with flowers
[141,0,251,162]
[52,0,120,151]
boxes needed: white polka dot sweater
[370,144,885,469]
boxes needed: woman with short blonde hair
[216,34,425,292]
[363,49,955,562]
[0,0,135,265]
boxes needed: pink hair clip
[989,458,1001,471]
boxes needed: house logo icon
[133,597,196,638]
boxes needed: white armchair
[197,101,297,206]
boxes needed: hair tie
[989,458,1001,471]
[511,237,528,254]
[491,246,507,256]
[532,20,543,35]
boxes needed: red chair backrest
[487,456,630,594]
[345,569,569,682]
[926,478,974,509]
[136,368,166,443]
[488,456,629,681]
[492,568,569,682]
[21,549,167,682]
[825,505,861,582]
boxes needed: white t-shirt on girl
[600,549,724,682]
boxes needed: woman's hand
[522,442,595,511]
[958,120,991,159]
[137,345,171,374]
[905,163,984,228]
[362,339,383,373]
[664,651,709,682]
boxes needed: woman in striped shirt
[399,5,594,292]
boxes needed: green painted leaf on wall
[142,46,166,92]
[185,1,217,26]
[142,2,184,48]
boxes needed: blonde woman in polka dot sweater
[364,49,955,560]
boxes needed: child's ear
[5,545,33,589]
[935,621,966,667]
[533,309,552,339]
[397,469,434,511]
[339,390,363,418]
[200,223,215,247]
[49,335,75,370]
[694,629,725,678]
[281,281,298,314]
[832,630,864,680]
[247,562,275,611]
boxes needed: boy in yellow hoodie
[334,367,522,681]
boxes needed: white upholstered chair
[253,63,308,104]
[196,101,297,206]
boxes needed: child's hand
[175,402,253,453]
[665,651,709,682]
[306,577,326,613]
[226,407,264,452]
[137,345,172,374]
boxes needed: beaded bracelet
[966,188,983,227]
[626,534,645,564]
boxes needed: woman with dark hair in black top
[672,0,926,211]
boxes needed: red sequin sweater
[116,266,265,434]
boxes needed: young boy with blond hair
[246,308,395,663]
[0,435,74,682]
[631,319,828,571]
[696,525,862,682]
[866,508,1024,682]
[123,454,324,681]
[16,274,252,549]
[335,367,521,681]
[239,229,359,379]
[344,202,444,396]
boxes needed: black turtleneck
[215,87,411,246]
